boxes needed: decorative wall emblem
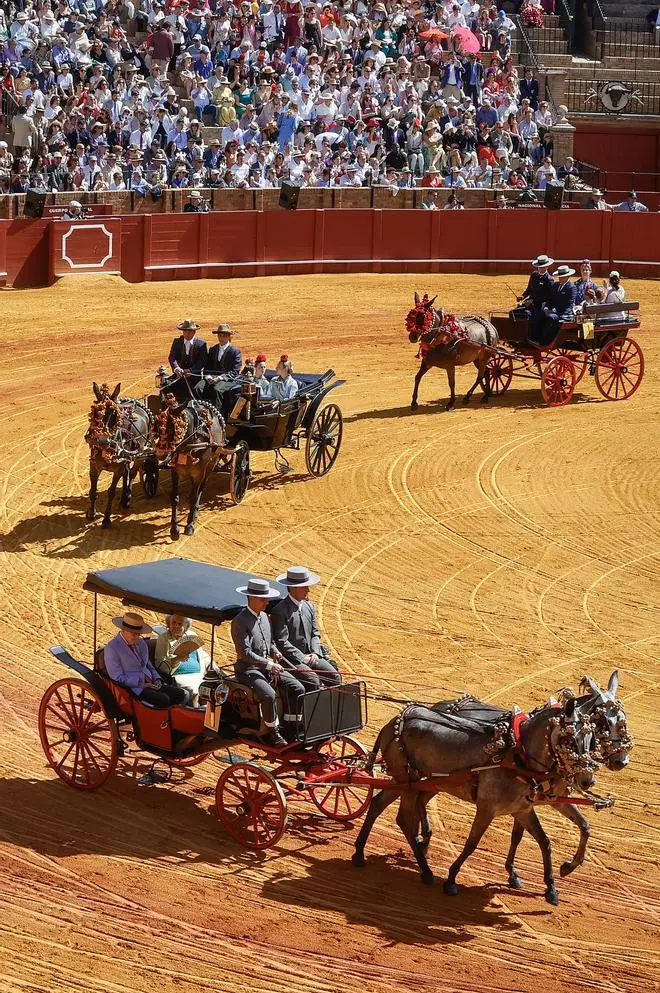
[584,82,644,114]
[61,224,114,269]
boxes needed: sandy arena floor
[0,273,658,993]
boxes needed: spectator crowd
[0,0,572,197]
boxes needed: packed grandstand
[0,0,608,199]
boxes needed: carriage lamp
[155,365,168,389]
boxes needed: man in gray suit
[230,576,307,748]
[271,566,341,689]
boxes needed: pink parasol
[451,26,481,53]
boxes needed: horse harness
[86,390,153,466]
[391,702,602,806]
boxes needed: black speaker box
[23,188,48,219]
[544,181,565,211]
[279,180,300,210]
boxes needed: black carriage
[486,302,644,406]
[149,368,345,503]
[39,558,370,848]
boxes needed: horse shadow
[261,849,527,946]
[2,497,164,557]
[0,771,268,874]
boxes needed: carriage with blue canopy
[150,367,345,503]
[39,557,371,848]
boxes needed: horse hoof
[508,873,524,890]
[545,887,559,906]
[445,404,455,413]
[85,510,96,521]
[410,401,418,410]
[463,394,472,405]
[184,524,195,536]
[421,870,435,887]
[352,851,366,868]
[171,531,180,541]
[101,518,111,529]
[480,395,490,405]
[443,880,459,896]
[559,861,575,878]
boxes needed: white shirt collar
[247,606,262,618]
[217,341,229,356]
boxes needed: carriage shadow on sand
[345,388,598,423]
[2,464,308,556]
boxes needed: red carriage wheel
[39,678,117,790]
[216,762,288,849]
[595,337,645,401]
[307,735,373,821]
[486,353,514,395]
[541,356,576,407]
[555,347,588,385]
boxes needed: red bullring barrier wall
[0,209,657,288]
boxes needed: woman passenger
[270,355,299,401]
[574,259,602,307]
[154,614,210,705]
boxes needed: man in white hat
[510,253,554,321]
[104,611,188,707]
[529,263,576,346]
[231,577,308,747]
[271,567,341,690]
[195,323,243,408]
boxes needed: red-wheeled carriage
[38,558,373,849]
[486,301,644,407]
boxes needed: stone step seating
[601,54,660,69]
[570,64,660,80]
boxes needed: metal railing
[1,87,20,124]
[574,158,601,189]
[568,77,660,115]
[515,15,543,69]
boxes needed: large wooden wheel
[554,347,588,385]
[39,678,118,790]
[541,355,576,407]
[307,735,373,821]
[595,337,644,401]
[305,403,343,478]
[229,441,250,504]
[216,762,288,849]
[486,353,514,395]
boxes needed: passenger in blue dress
[573,260,602,307]
[269,355,299,401]
[104,611,187,707]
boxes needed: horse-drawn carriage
[39,558,372,848]
[486,301,644,407]
[85,366,344,534]
[39,556,631,899]
[406,293,644,410]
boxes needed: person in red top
[146,22,175,75]
[420,167,443,188]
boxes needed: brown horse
[154,395,228,540]
[85,383,156,528]
[407,292,499,411]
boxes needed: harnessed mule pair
[406,292,499,411]
[85,383,157,528]
[353,671,631,905]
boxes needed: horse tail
[365,726,386,773]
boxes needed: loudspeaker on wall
[279,180,300,210]
[23,188,48,219]
[544,182,565,211]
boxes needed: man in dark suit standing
[519,68,539,110]
[195,323,243,408]
[168,319,208,376]
[271,566,341,689]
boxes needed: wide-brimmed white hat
[276,566,320,588]
[236,577,280,599]
[532,254,554,268]
[553,264,575,278]
[112,611,152,635]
